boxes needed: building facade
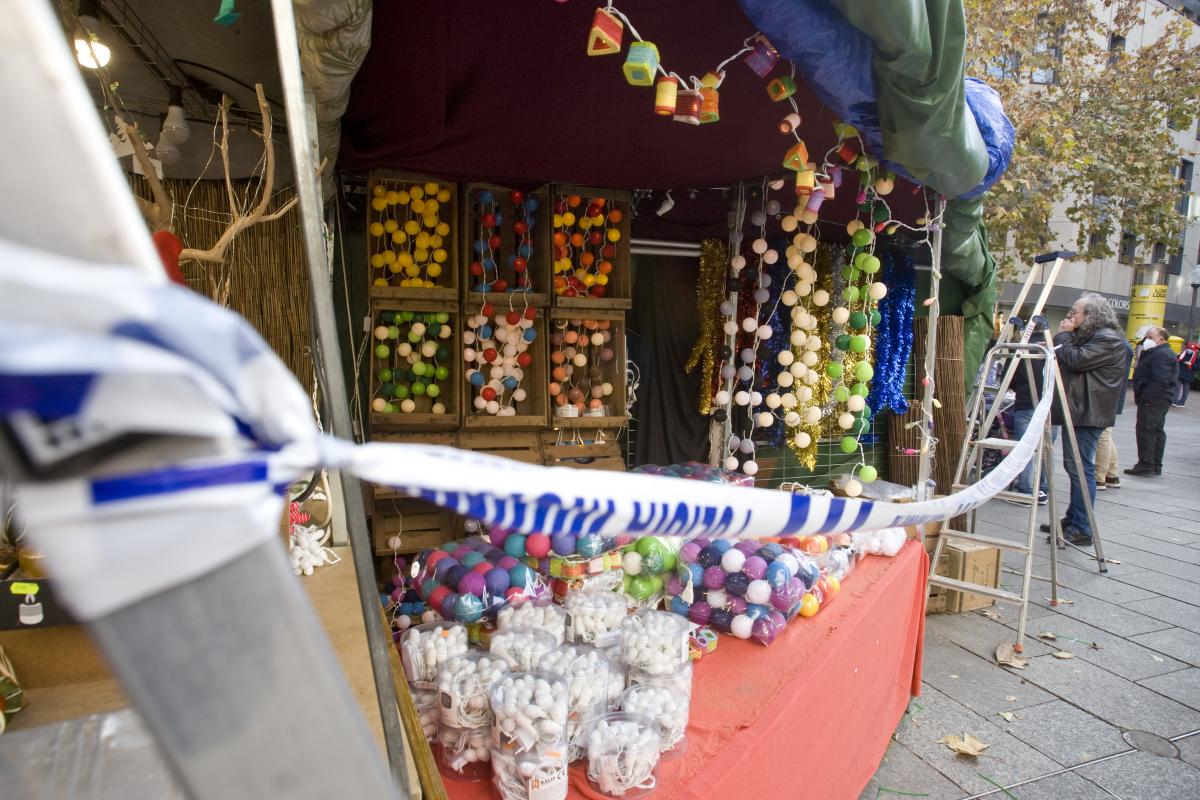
[998,0,1200,340]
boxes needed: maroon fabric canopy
[340,0,921,228]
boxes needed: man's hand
[1059,316,1077,333]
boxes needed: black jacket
[1010,354,1046,411]
[1178,347,1198,382]
[1051,326,1128,428]
[1133,344,1179,405]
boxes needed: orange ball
[607,208,623,223]
[570,233,585,248]
[553,232,567,247]
[554,276,567,291]
[597,260,613,275]
[551,351,566,365]
[549,382,561,396]
[567,195,581,208]
[552,366,567,381]
[554,393,568,406]
[580,252,596,267]
[598,320,612,330]
[591,197,607,208]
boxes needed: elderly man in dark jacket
[1039,294,1128,546]
[1126,327,1178,477]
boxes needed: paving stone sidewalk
[862,392,1200,800]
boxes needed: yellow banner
[1125,282,1167,345]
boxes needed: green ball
[826,362,844,379]
[853,417,870,435]
[394,384,410,399]
[843,286,860,303]
[840,436,858,454]
[859,465,878,483]
[835,334,852,351]
[636,537,672,574]
[381,382,395,396]
[436,312,450,324]
[407,330,421,343]
[400,311,415,322]
[387,325,400,340]
[378,368,393,383]
[834,386,850,403]
[627,574,657,601]
[871,310,882,326]
[426,383,441,398]
[873,204,890,222]
[850,335,868,353]
[435,366,450,381]
[853,252,870,268]
[412,381,427,396]
[411,362,426,377]
[849,311,868,331]
[437,346,451,361]
[374,344,390,359]
[381,311,395,324]
[861,255,881,274]
[852,382,869,397]
[858,405,874,419]
[383,402,396,413]
[852,229,872,247]
[855,362,875,382]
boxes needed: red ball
[554,246,569,260]
[506,311,521,326]
[593,285,607,298]
[601,245,616,259]
[469,261,484,276]
[483,348,498,363]
[587,204,601,217]
[505,586,528,603]
[428,585,451,609]
[510,191,524,205]
[513,257,527,272]
[481,386,497,401]
[554,199,566,214]
[589,231,603,246]
[513,221,528,235]
[472,562,493,576]
[525,533,551,558]
[424,550,448,572]
[524,307,538,320]
[517,352,533,367]
[481,303,495,317]
[482,213,496,227]
[493,279,509,292]
[489,234,502,250]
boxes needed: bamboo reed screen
[888,315,966,497]
[131,177,313,390]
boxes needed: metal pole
[1187,284,1198,343]
[269,0,410,788]
[915,196,945,501]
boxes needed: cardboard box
[946,542,1001,612]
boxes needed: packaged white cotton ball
[620,610,689,676]
[490,671,570,759]
[620,682,691,756]
[437,652,509,729]
[437,724,491,780]
[584,712,663,795]
[541,645,617,761]
[490,626,558,671]
[497,599,567,644]
[401,621,469,688]
[565,590,630,649]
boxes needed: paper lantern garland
[372,310,454,415]
[369,180,453,290]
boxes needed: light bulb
[162,104,190,144]
[75,37,111,69]
[155,137,180,166]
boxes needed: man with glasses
[1038,295,1127,546]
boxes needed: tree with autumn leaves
[964,0,1200,276]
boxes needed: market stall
[0,1,1017,798]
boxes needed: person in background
[1126,326,1178,477]
[1039,295,1127,546]
[1094,337,1134,490]
[1009,323,1050,504]
[1174,341,1198,407]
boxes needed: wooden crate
[372,496,455,555]
[540,430,625,471]
[366,171,460,302]
[547,309,628,429]
[456,431,542,464]
[367,301,461,432]
[461,183,551,306]
[461,313,550,430]
[549,184,632,310]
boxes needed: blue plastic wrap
[960,77,1015,199]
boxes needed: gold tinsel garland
[684,238,729,415]
[787,245,834,470]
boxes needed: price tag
[528,759,568,800]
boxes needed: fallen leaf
[1053,651,1075,659]
[1152,655,1164,663]
[979,609,1002,620]
[995,642,1028,670]
[1038,632,1057,641]
[1004,695,1019,702]
[1089,641,1102,651]
[1046,597,1074,605]
[949,674,960,679]
[936,733,990,757]
[998,711,1015,722]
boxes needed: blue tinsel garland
[867,251,916,417]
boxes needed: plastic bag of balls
[381,557,434,638]
[489,525,629,566]
[631,462,754,487]
[667,538,822,645]
[620,536,680,608]
[415,538,551,625]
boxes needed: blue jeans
[1062,426,1102,536]
[1011,408,1055,495]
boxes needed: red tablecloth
[445,541,927,800]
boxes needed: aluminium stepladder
[929,251,1110,652]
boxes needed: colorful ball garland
[369,180,453,289]
[552,193,623,299]
[550,318,617,418]
[468,188,540,294]
[372,310,454,415]
[463,302,537,417]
